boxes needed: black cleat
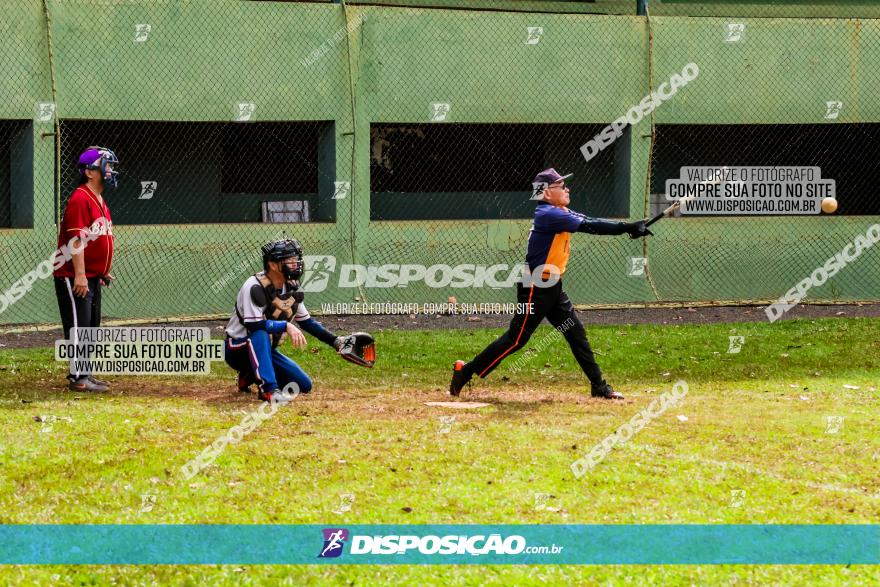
[450,360,471,397]
[591,380,624,400]
[68,376,108,393]
[87,375,110,388]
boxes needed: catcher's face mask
[78,147,120,188]
[261,238,304,281]
[279,256,303,281]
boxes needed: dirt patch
[1,303,878,350]
[7,375,632,420]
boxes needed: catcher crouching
[224,238,375,403]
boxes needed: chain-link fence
[1,0,879,326]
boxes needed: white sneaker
[258,389,294,404]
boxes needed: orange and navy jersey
[53,185,114,278]
[525,202,587,277]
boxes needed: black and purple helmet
[77,146,119,188]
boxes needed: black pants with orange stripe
[464,280,604,385]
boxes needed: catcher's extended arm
[334,332,376,368]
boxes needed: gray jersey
[225,275,310,339]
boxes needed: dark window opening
[59,120,335,225]
[651,124,880,216]
[0,120,33,229]
[220,123,319,195]
[370,123,626,221]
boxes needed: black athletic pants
[464,280,604,385]
[54,276,102,382]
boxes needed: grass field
[0,316,878,585]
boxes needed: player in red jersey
[53,147,118,392]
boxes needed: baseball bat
[645,200,682,227]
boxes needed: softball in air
[821,197,838,214]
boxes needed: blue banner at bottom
[1,525,877,565]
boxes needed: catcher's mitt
[335,332,376,368]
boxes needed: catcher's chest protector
[253,274,304,347]
[256,274,304,322]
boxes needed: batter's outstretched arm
[569,210,654,239]
[576,217,631,236]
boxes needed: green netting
[1,0,879,326]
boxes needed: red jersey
[53,185,114,279]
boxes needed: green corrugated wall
[0,0,878,324]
